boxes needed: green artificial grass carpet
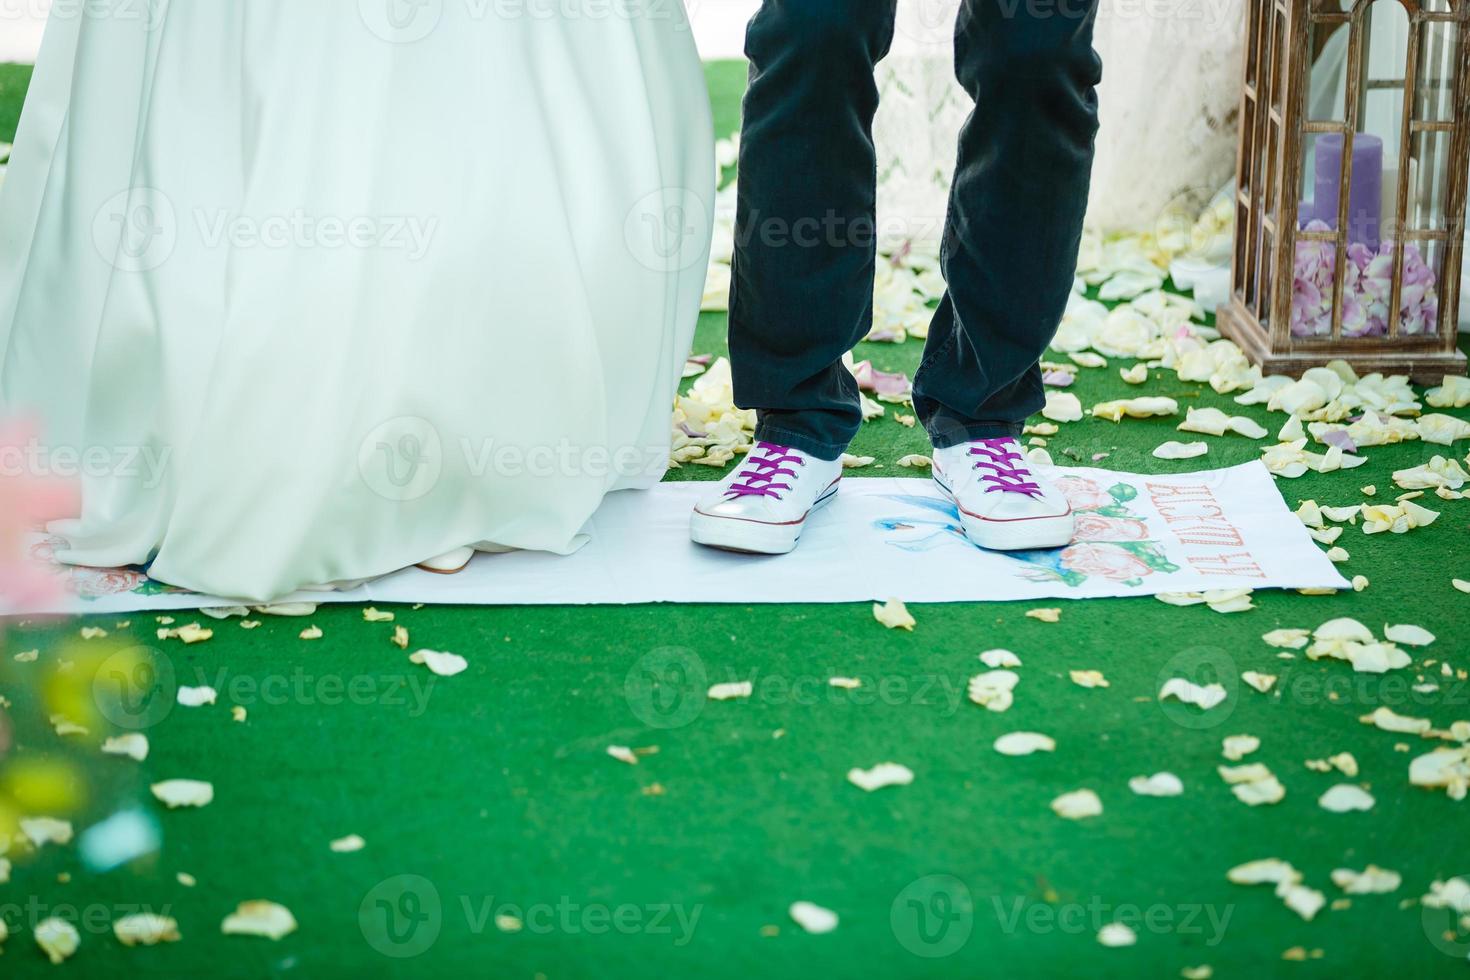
[0,64,32,145]
[2,59,1470,979]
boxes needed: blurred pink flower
[0,419,80,613]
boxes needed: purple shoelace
[968,438,1042,498]
[726,442,804,500]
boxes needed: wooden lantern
[1218,0,1470,382]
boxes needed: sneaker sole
[933,475,1075,551]
[690,482,839,555]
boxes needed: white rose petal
[1129,772,1184,797]
[847,762,914,792]
[35,917,79,964]
[1318,784,1374,813]
[1359,706,1432,734]
[1153,440,1208,460]
[1069,669,1109,688]
[1222,735,1260,761]
[1051,788,1103,819]
[409,649,468,677]
[1383,624,1435,646]
[1043,391,1084,423]
[789,901,839,934]
[102,733,149,761]
[1331,866,1401,894]
[1241,671,1277,693]
[1097,922,1137,947]
[177,686,218,707]
[114,913,181,946]
[980,649,1021,668]
[220,901,297,941]
[1409,746,1470,799]
[873,598,916,631]
[1261,628,1310,650]
[994,732,1056,756]
[151,779,214,809]
[20,817,74,848]
[1092,397,1179,421]
[1160,678,1227,710]
[968,670,1020,712]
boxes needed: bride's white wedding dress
[0,5,713,600]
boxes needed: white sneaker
[932,438,1075,550]
[690,442,842,555]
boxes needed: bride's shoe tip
[415,547,476,575]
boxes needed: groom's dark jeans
[730,0,1103,460]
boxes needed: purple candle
[1313,133,1383,247]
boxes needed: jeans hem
[752,421,851,462]
[924,418,1026,449]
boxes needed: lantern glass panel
[1414,20,1458,122]
[1259,227,1277,330]
[1307,18,1350,121]
[1394,237,1443,338]
[1406,128,1451,231]
[1291,228,1338,339]
[1269,5,1289,111]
